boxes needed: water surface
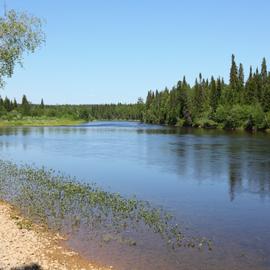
[0,121,270,270]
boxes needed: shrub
[214,104,265,130]
[193,118,218,129]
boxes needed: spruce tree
[179,76,189,118]
[261,58,270,111]
[245,67,257,104]
[4,97,11,111]
[193,77,205,116]
[21,94,30,115]
[13,98,17,108]
[40,98,44,109]
[261,57,267,83]
[238,63,244,102]
[210,76,218,112]
[229,54,238,90]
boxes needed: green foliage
[193,118,218,129]
[0,94,145,125]
[1,56,270,131]
[0,10,45,87]
[214,104,265,130]
[143,56,270,131]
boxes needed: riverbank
[0,200,111,270]
[0,117,85,127]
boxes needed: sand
[0,201,112,270]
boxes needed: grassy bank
[0,117,86,127]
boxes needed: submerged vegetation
[0,160,212,250]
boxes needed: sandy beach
[0,201,111,270]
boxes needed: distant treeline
[1,55,270,130]
[0,95,144,121]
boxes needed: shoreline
[0,200,112,270]
[0,118,269,135]
[0,118,86,128]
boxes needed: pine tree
[179,76,189,118]
[238,63,244,102]
[21,94,30,115]
[261,57,267,83]
[193,77,205,116]
[40,98,44,109]
[4,97,11,111]
[146,91,153,109]
[13,98,18,108]
[245,67,257,104]
[254,67,262,102]
[230,54,238,90]
[261,58,270,111]
[210,76,218,112]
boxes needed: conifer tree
[21,94,30,115]
[13,98,17,108]
[229,54,238,90]
[238,63,244,102]
[245,67,257,104]
[193,77,205,116]
[210,76,218,112]
[4,97,11,111]
[261,58,270,111]
[179,76,189,117]
[261,57,267,83]
[40,98,44,109]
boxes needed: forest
[0,95,144,122]
[1,55,270,130]
[144,55,270,130]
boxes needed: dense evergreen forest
[144,55,270,130]
[1,55,270,130]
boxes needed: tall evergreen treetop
[229,54,238,90]
[22,95,29,106]
[238,63,244,88]
[41,98,44,109]
[261,57,267,82]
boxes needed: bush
[193,118,218,129]
[176,118,185,127]
[214,104,265,130]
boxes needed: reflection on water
[0,122,270,270]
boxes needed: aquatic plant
[0,159,212,250]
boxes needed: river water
[0,121,270,270]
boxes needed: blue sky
[2,0,270,104]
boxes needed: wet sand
[0,201,112,270]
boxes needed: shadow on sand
[10,263,42,270]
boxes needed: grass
[0,117,85,127]
[0,159,212,251]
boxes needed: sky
[2,0,270,104]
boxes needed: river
[0,121,270,270]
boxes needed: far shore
[0,118,86,127]
[0,118,270,134]
[0,200,112,270]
